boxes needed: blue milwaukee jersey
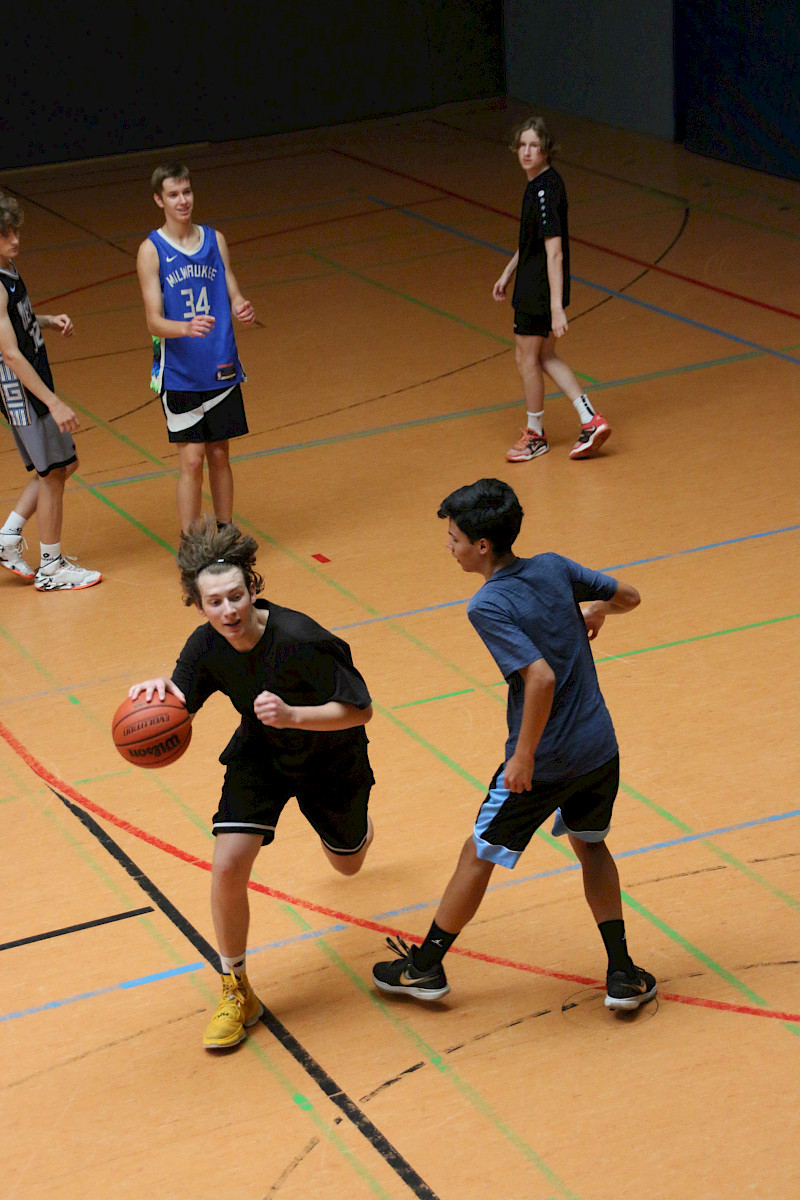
[148,225,244,392]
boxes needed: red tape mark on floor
[2,718,797,1026]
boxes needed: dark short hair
[0,192,23,234]
[151,162,191,196]
[438,478,523,554]
[509,116,557,160]
[177,516,264,607]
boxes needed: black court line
[47,786,441,1200]
[0,906,154,952]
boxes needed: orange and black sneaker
[570,413,611,459]
[506,427,549,462]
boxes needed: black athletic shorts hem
[473,753,620,868]
[513,309,552,337]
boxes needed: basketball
[112,692,192,768]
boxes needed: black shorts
[473,754,619,868]
[513,310,552,338]
[161,384,248,445]
[213,754,372,854]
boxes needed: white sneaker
[34,555,102,592]
[0,534,35,580]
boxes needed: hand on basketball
[186,315,215,337]
[254,690,295,728]
[50,397,79,434]
[581,603,606,641]
[234,298,255,324]
[129,677,187,704]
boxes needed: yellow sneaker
[203,971,264,1050]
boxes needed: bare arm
[217,231,254,325]
[253,692,373,731]
[545,236,568,336]
[502,658,556,793]
[38,313,74,337]
[0,291,78,432]
[582,581,641,640]
[136,238,214,339]
[493,249,519,301]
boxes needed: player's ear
[154,192,165,209]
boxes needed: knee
[212,851,252,891]
[180,448,206,477]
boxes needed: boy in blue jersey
[137,165,255,533]
[373,478,656,1010]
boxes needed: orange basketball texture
[112,692,192,768]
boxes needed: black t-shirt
[0,265,54,420]
[512,167,571,315]
[171,600,373,783]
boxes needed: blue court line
[365,193,800,367]
[329,523,800,632]
[3,804,797,1025]
[85,341,796,492]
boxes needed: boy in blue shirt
[373,478,655,1010]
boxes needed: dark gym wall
[502,0,676,140]
[5,0,503,169]
[679,0,800,180]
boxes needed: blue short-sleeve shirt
[467,554,619,781]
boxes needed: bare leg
[36,467,69,544]
[434,836,496,934]
[206,439,234,525]
[568,835,623,925]
[11,477,40,522]
[322,815,374,877]
[539,333,584,401]
[175,442,207,533]
[210,832,263,958]
[514,333,545,411]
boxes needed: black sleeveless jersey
[0,265,53,418]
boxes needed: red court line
[2,718,797,1026]
[331,147,800,323]
[34,193,450,307]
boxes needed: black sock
[413,921,458,970]
[598,919,635,975]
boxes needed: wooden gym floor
[1,98,799,1200]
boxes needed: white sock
[526,410,545,435]
[40,542,61,568]
[572,393,595,424]
[220,953,247,978]
[0,512,27,539]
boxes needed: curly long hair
[177,517,264,607]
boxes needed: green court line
[391,688,476,709]
[277,901,581,1200]
[595,612,800,663]
[5,759,181,964]
[4,311,797,1184]
[8,772,392,1198]
[306,247,599,387]
[374,701,800,1038]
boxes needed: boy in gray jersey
[0,193,101,591]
